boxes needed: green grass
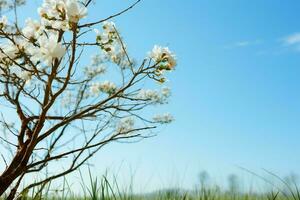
[3,169,300,200]
[11,186,300,200]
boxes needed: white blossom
[38,0,65,20]
[38,0,87,29]
[65,0,88,23]
[116,118,135,133]
[90,81,117,95]
[91,54,106,66]
[161,87,171,97]
[0,15,8,28]
[90,83,101,95]
[36,34,66,65]
[22,18,42,39]
[94,21,132,67]
[51,20,69,31]
[20,71,31,80]
[153,113,174,124]
[84,65,106,78]
[102,21,116,33]
[0,43,18,62]
[149,45,177,70]
[137,87,171,104]
[99,81,117,94]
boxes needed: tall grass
[3,169,300,200]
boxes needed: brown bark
[0,144,32,196]
[0,172,17,196]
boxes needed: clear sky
[12,0,300,192]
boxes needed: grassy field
[11,185,300,200]
[5,169,300,200]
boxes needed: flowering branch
[0,0,177,198]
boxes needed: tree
[0,0,176,198]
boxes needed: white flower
[0,16,8,28]
[38,0,65,19]
[137,88,170,104]
[116,118,135,133]
[99,81,117,94]
[84,65,106,78]
[94,22,132,67]
[52,20,69,31]
[19,71,32,82]
[90,83,101,94]
[161,87,171,97]
[153,113,174,124]
[102,21,116,33]
[94,29,100,35]
[0,43,18,61]
[149,45,177,70]
[22,18,42,39]
[37,34,66,65]
[65,0,88,23]
[90,81,117,95]
[38,0,86,29]
[91,54,106,66]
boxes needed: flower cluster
[137,87,171,104]
[84,55,107,78]
[0,0,177,129]
[90,81,117,95]
[19,71,32,83]
[84,65,106,78]
[0,0,25,13]
[0,0,90,82]
[153,113,174,124]
[39,0,87,26]
[35,34,66,66]
[95,22,117,46]
[149,45,177,71]
[0,43,18,66]
[95,22,132,68]
[22,18,42,39]
[115,118,135,134]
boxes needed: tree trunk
[0,175,15,196]
[0,150,28,197]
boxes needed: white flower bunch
[94,22,132,68]
[95,22,117,49]
[84,65,106,78]
[65,0,88,23]
[22,18,42,39]
[19,71,32,83]
[84,55,107,78]
[90,81,117,95]
[38,0,87,25]
[0,43,18,64]
[35,34,66,66]
[116,118,135,134]
[137,87,171,104]
[153,113,174,124]
[149,45,177,71]
[91,54,106,66]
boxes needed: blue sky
[13,0,300,191]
